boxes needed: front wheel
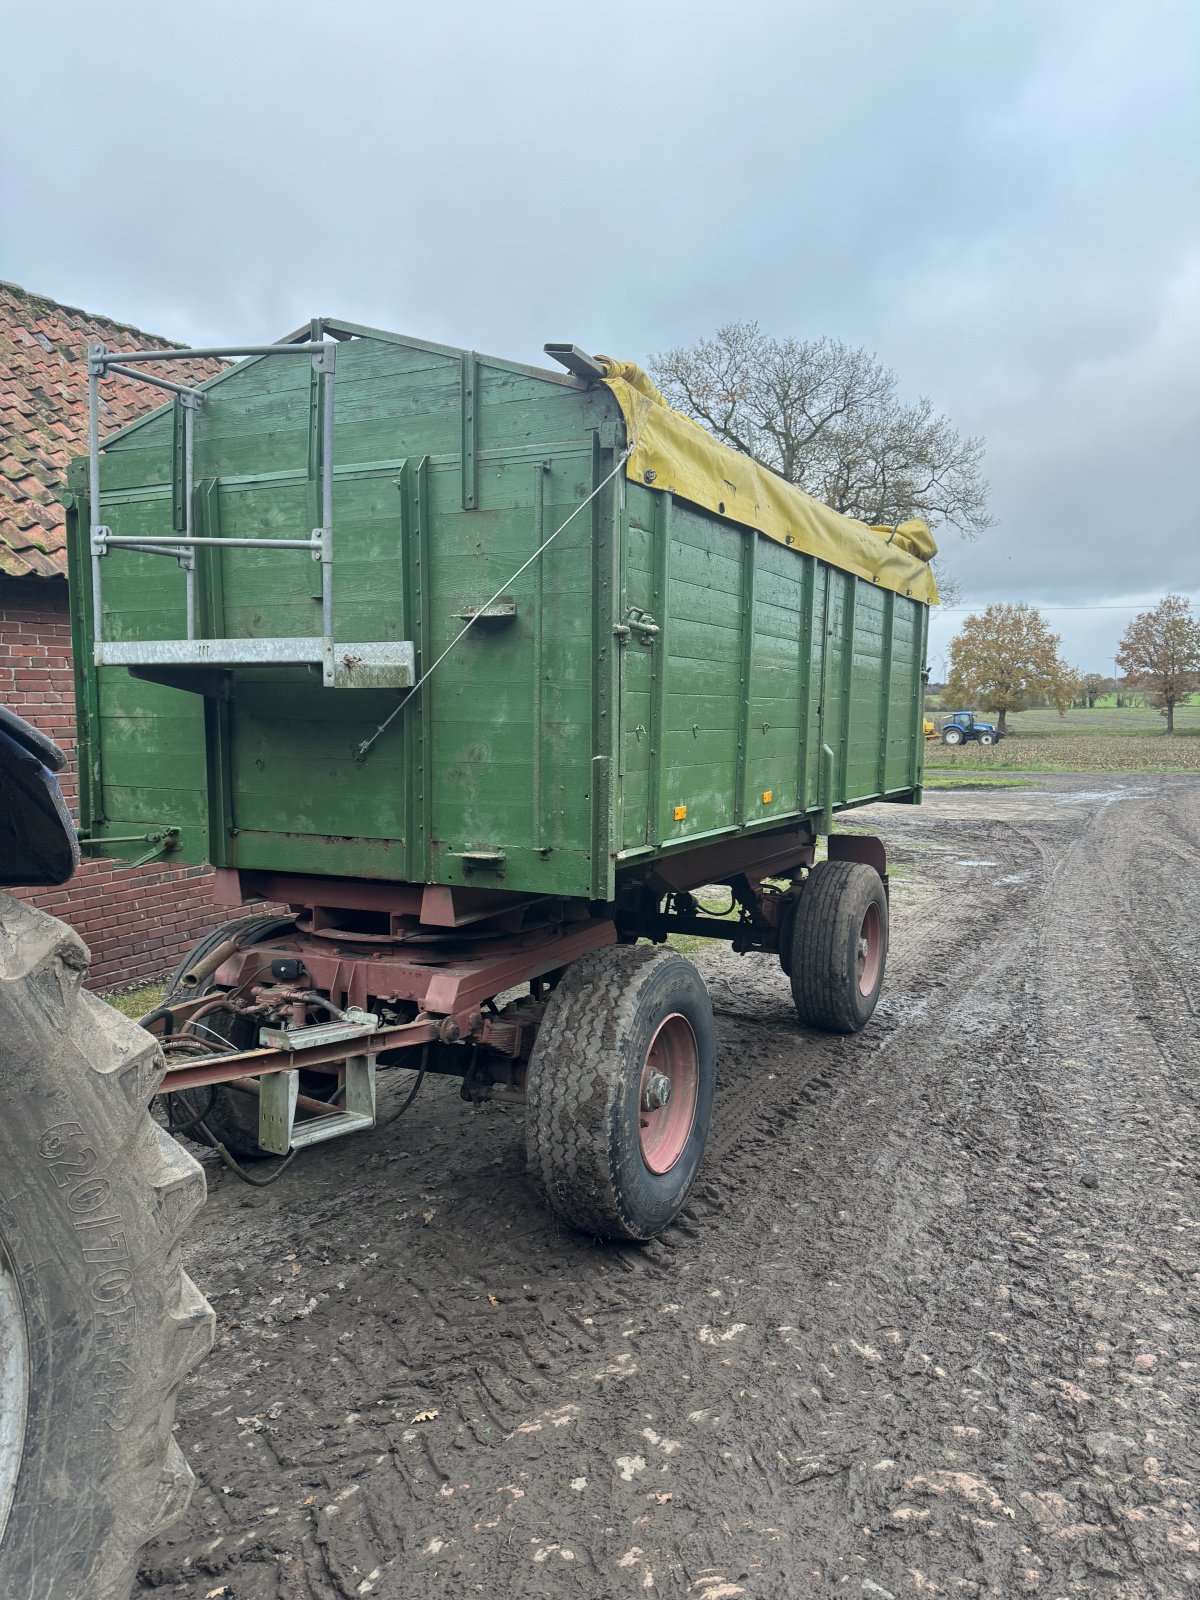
[788,860,888,1034]
[525,945,715,1241]
[977,731,996,746]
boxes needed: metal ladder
[85,337,414,691]
[256,1013,381,1153]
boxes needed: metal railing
[86,339,414,689]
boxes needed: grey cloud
[2,0,1196,670]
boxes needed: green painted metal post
[837,578,857,801]
[460,352,478,511]
[795,555,816,812]
[734,529,757,826]
[196,480,235,867]
[589,435,618,899]
[63,484,103,832]
[877,588,896,792]
[531,460,548,853]
[912,606,929,799]
[647,490,671,847]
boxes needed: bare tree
[651,322,995,547]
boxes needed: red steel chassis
[155,825,886,1109]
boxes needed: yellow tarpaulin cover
[598,359,939,605]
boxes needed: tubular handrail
[86,339,336,661]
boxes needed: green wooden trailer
[67,322,934,1240]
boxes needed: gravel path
[138,774,1200,1599]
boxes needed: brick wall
[1,577,235,989]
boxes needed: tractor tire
[525,945,715,1241]
[977,731,996,746]
[162,915,295,1160]
[788,860,888,1034]
[942,725,964,745]
[0,895,213,1600]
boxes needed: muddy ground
[138,774,1199,1600]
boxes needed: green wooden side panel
[69,326,927,900]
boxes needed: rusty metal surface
[159,1019,437,1091]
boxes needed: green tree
[1116,594,1200,734]
[945,603,1077,732]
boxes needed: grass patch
[923,774,1030,790]
[102,981,166,1021]
[665,889,740,955]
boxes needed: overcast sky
[4,0,1196,672]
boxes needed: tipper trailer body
[66,322,935,1238]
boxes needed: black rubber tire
[942,726,963,745]
[977,732,995,746]
[163,915,295,1160]
[167,1009,264,1159]
[0,895,213,1600]
[788,860,889,1034]
[525,945,715,1242]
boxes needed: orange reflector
[761,789,774,803]
[673,805,687,821]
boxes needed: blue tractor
[939,711,1004,747]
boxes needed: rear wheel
[788,860,888,1034]
[0,895,213,1600]
[942,725,964,745]
[525,945,715,1241]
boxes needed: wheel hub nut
[642,1071,672,1111]
[858,936,870,959]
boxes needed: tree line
[943,595,1200,734]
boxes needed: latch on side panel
[613,606,660,645]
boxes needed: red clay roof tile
[0,280,223,579]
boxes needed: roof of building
[0,280,222,578]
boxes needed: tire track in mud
[942,782,1200,1598]
[139,780,1199,1600]
[147,810,1048,1600]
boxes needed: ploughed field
[138,774,1200,1600]
[926,706,1200,774]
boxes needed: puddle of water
[1055,786,1152,807]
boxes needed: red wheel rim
[857,901,883,995]
[637,1013,700,1175]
